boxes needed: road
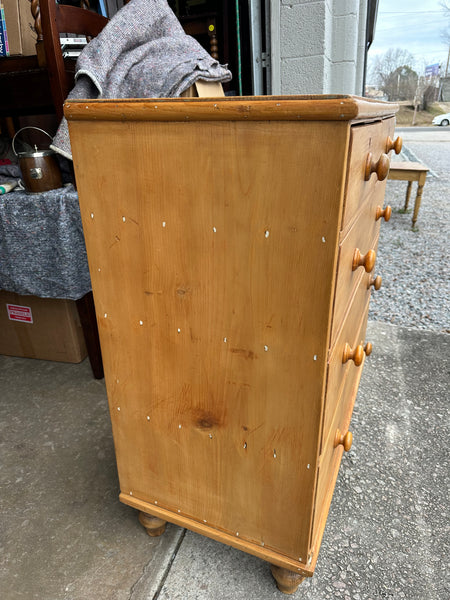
[396,126,450,132]
[394,126,450,145]
[390,127,450,177]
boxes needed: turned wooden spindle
[31,0,43,41]
[386,135,403,154]
[364,341,373,357]
[376,204,392,222]
[32,0,47,66]
[138,511,167,537]
[369,274,382,290]
[364,152,390,181]
[208,21,219,60]
[352,248,376,273]
[334,429,353,452]
[270,565,305,595]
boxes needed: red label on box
[6,304,33,324]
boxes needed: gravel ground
[369,134,450,334]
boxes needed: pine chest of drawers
[66,95,400,593]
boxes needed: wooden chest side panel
[70,119,349,560]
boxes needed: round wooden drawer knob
[342,343,364,366]
[376,205,392,222]
[342,342,372,366]
[352,248,376,273]
[369,275,382,290]
[364,152,390,181]
[386,135,402,154]
[335,429,353,452]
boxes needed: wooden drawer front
[312,295,371,549]
[331,229,380,349]
[312,299,369,549]
[327,323,368,451]
[332,202,381,346]
[323,294,371,447]
[342,118,395,234]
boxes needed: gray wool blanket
[52,0,232,159]
[0,185,91,299]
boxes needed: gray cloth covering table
[0,185,91,300]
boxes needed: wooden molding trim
[119,492,314,577]
[65,95,399,123]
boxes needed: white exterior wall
[270,0,367,95]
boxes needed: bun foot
[138,511,167,537]
[270,564,305,595]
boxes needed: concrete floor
[0,320,449,599]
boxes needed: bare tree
[369,48,418,100]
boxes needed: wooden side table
[387,161,429,227]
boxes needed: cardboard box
[0,291,87,363]
[3,0,36,56]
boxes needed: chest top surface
[64,94,399,123]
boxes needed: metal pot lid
[12,127,56,159]
[17,149,56,158]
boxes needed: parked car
[432,112,450,126]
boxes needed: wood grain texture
[270,564,306,594]
[120,493,313,576]
[388,161,429,174]
[323,266,376,442]
[311,295,371,554]
[342,118,395,235]
[64,95,399,123]
[66,97,398,581]
[332,189,384,349]
[331,211,381,351]
[69,117,349,563]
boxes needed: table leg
[412,173,427,228]
[404,181,413,210]
[76,291,104,379]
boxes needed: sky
[368,0,450,74]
